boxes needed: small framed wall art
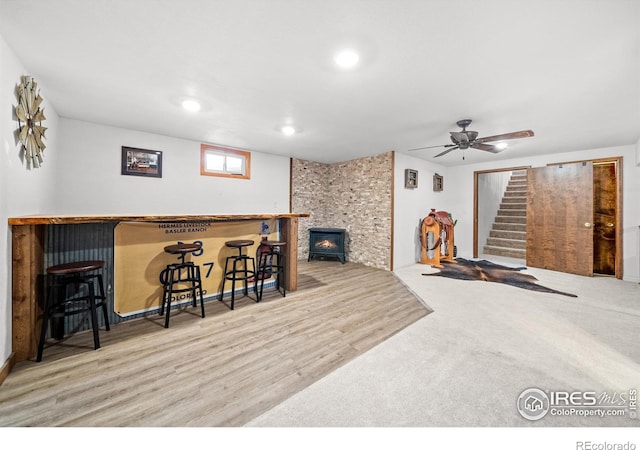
[433,173,444,192]
[121,146,163,178]
[405,169,418,189]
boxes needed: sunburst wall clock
[15,76,47,168]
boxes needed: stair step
[493,223,527,232]
[483,246,527,259]
[495,216,527,224]
[483,170,528,260]
[487,237,526,249]
[490,230,525,240]
[500,199,527,211]
[502,196,527,204]
[497,209,526,216]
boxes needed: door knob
[607,223,615,227]
[584,222,591,228]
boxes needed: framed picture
[121,146,162,178]
[433,173,443,192]
[405,169,418,189]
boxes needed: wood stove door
[308,230,346,263]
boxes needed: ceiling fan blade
[407,144,456,152]
[471,142,504,153]
[476,130,534,143]
[434,146,459,158]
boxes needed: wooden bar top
[8,213,309,226]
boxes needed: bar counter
[9,213,309,363]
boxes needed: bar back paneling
[44,223,120,333]
[43,223,279,335]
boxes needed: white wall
[393,152,448,269]
[1,34,59,365]
[1,90,290,368]
[477,170,512,253]
[446,145,640,282]
[55,119,291,215]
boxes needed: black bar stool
[219,239,256,310]
[256,240,286,301]
[37,260,110,362]
[160,242,205,328]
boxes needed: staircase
[483,170,527,260]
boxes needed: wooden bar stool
[160,242,205,328]
[37,260,110,362]
[219,239,256,310]
[256,240,286,301]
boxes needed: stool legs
[257,249,286,302]
[37,272,109,362]
[195,265,205,319]
[219,249,256,310]
[87,279,100,351]
[96,274,111,332]
[160,262,204,328]
[162,267,175,329]
[37,279,57,362]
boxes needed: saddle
[420,209,455,266]
[427,210,454,251]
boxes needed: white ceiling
[1,0,639,165]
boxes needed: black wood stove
[308,228,346,264]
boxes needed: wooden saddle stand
[420,209,456,268]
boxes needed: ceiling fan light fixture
[495,142,508,150]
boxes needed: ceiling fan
[408,119,534,159]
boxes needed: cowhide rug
[422,258,577,297]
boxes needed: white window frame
[200,144,251,179]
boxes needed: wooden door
[526,162,594,276]
[593,162,617,275]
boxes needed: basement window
[200,144,251,179]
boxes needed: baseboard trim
[0,353,16,386]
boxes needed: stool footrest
[219,249,257,310]
[37,263,109,362]
[160,260,205,328]
[256,244,286,302]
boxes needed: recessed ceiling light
[281,125,296,136]
[334,49,359,69]
[181,99,201,112]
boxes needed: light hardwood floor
[0,260,430,426]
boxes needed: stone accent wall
[291,152,393,270]
[290,159,329,262]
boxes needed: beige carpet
[248,260,640,427]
